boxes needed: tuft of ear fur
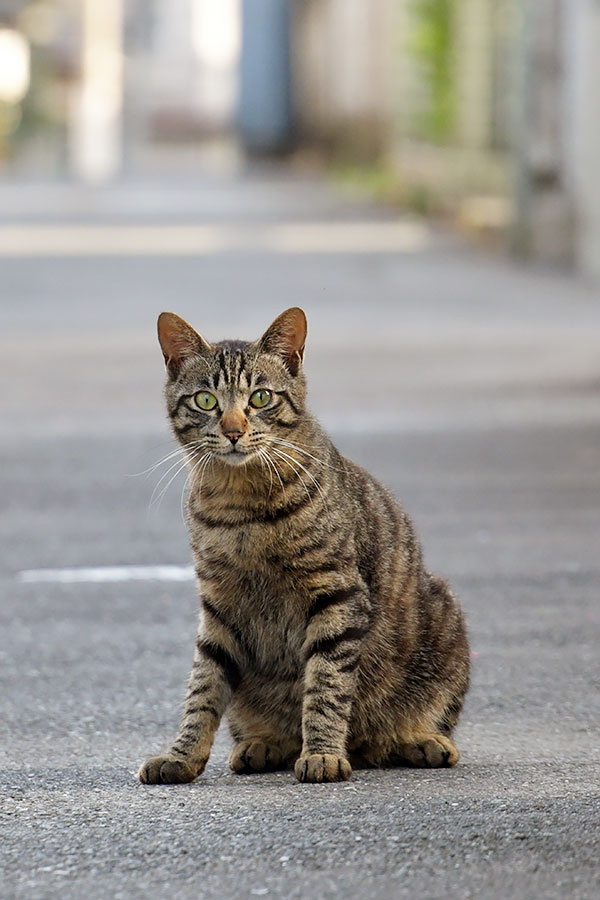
[258,307,307,376]
[157,312,211,378]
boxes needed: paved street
[1,166,599,899]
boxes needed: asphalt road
[1,167,599,899]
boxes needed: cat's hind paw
[396,734,459,768]
[229,740,285,774]
[294,753,352,783]
[138,754,198,784]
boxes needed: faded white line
[18,565,195,584]
[0,221,431,257]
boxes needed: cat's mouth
[218,446,256,467]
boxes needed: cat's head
[157,307,307,467]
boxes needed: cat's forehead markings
[217,348,229,385]
[216,346,251,390]
[179,355,210,385]
[236,349,248,383]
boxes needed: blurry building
[126,0,239,142]
[292,0,600,279]
[293,0,394,162]
[1,0,600,278]
[0,0,240,178]
[294,0,514,202]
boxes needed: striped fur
[139,308,470,785]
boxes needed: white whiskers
[130,437,213,516]
[269,437,342,472]
[268,443,328,509]
[180,450,214,524]
[257,446,286,498]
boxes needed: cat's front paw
[138,754,199,785]
[294,753,352,783]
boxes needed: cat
[139,307,469,784]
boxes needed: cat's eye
[249,389,272,409]
[194,391,217,411]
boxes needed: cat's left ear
[157,312,211,378]
[258,307,307,376]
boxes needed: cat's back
[331,453,423,595]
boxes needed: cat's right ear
[157,312,211,378]
[258,307,307,376]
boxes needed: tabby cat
[139,307,469,784]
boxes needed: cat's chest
[238,596,306,677]
[193,523,309,675]
[191,509,306,578]
[188,486,316,564]
[200,576,307,678]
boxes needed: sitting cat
[139,307,469,784]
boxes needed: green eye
[194,391,217,411]
[249,389,272,409]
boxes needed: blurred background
[0,0,599,272]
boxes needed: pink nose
[220,412,247,443]
[223,430,243,444]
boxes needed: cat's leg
[386,578,468,770]
[138,610,243,785]
[294,582,370,783]
[392,733,459,768]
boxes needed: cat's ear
[157,312,211,377]
[258,307,307,376]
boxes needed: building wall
[293,0,394,159]
[127,0,240,136]
[291,0,600,275]
[389,0,514,220]
[564,0,600,278]
[293,0,515,217]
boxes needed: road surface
[1,167,599,899]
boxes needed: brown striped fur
[139,308,469,784]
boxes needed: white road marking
[18,565,195,584]
[0,221,430,257]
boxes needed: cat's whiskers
[130,440,205,478]
[263,447,287,497]
[197,451,216,501]
[256,447,273,496]
[269,448,313,504]
[181,451,212,523]
[153,455,202,511]
[269,445,327,508]
[151,443,210,511]
[257,446,287,499]
[269,437,341,472]
[149,454,194,509]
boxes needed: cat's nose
[220,412,247,445]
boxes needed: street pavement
[1,165,599,899]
